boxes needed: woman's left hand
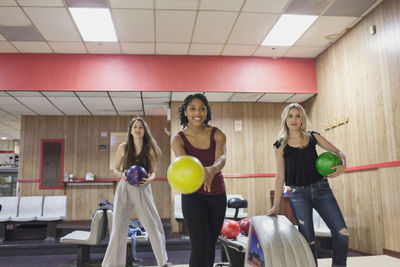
[328,164,346,178]
[140,173,154,186]
[203,166,216,192]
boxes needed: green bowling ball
[315,152,342,177]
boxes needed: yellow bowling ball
[167,155,205,194]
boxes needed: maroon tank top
[178,127,225,195]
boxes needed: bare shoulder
[214,127,226,142]
[118,142,127,150]
[171,133,183,145]
[274,144,284,156]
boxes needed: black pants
[182,192,227,267]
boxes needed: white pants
[102,180,168,267]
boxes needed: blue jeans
[290,179,349,267]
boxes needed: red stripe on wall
[0,54,317,93]
[0,150,14,153]
[17,160,400,183]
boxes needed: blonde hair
[277,103,311,147]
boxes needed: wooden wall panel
[306,0,400,254]
[19,115,170,220]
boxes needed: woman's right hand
[267,205,279,216]
[121,171,127,181]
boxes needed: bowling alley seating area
[0,195,67,242]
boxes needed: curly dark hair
[178,93,212,128]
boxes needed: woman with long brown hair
[102,117,170,267]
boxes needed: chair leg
[126,243,133,266]
[77,245,90,267]
[0,222,6,243]
[45,221,57,241]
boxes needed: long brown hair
[123,117,161,172]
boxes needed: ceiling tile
[200,0,244,11]
[118,111,144,115]
[41,91,76,97]
[254,46,290,58]
[89,110,118,115]
[142,97,169,105]
[142,92,170,98]
[7,91,42,96]
[258,93,294,102]
[12,41,52,53]
[324,0,377,17]
[14,96,63,115]
[0,7,31,26]
[285,93,315,102]
[285,46,326,58]
[47,96,90,115]
[156,43,189,55]
[0,33,4,41]
[65,0,107,8]
[17,0,64,7]
[112,9,154,42]
[228,13,278,45]
[112,97,142,112]
[144,104,168,116]
[0,109,20,121]
[0,97,36,115]
[0,129,20,139]
[221,44,257,56]
[193,11,238,44]
[109,92,141,97]
[109,0,153,8]
[79,96,116,112]
[86,42,121,54]
[285,0,332,15]
[48,42,87,53]
[0,0,17,6]
[121,42,154,54]
[75,92,108,97]
[203,92,234,102]
[230,92,264,102]
[155,0,198,10]
[156,10,196,43]
[0,118,20,130]
[296,16,357,46]
[171,92,203,101]
[242,0,290,13]
[189,43,223,55]
[0,41,18,52]
[0,25,43,41]
[23,7,81,41]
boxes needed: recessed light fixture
[262,14,318,46]
[1,137,7,140]
[69,8,117,42]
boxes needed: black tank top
[274,131,323,186]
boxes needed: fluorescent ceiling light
[69,8,117,42]
[1,137,7,140]
[262,14,317,46]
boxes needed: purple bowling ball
[126,165,148,186]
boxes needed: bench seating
[0,195,67,242]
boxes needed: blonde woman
[267,103,348,267]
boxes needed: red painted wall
[0,54,317,93]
